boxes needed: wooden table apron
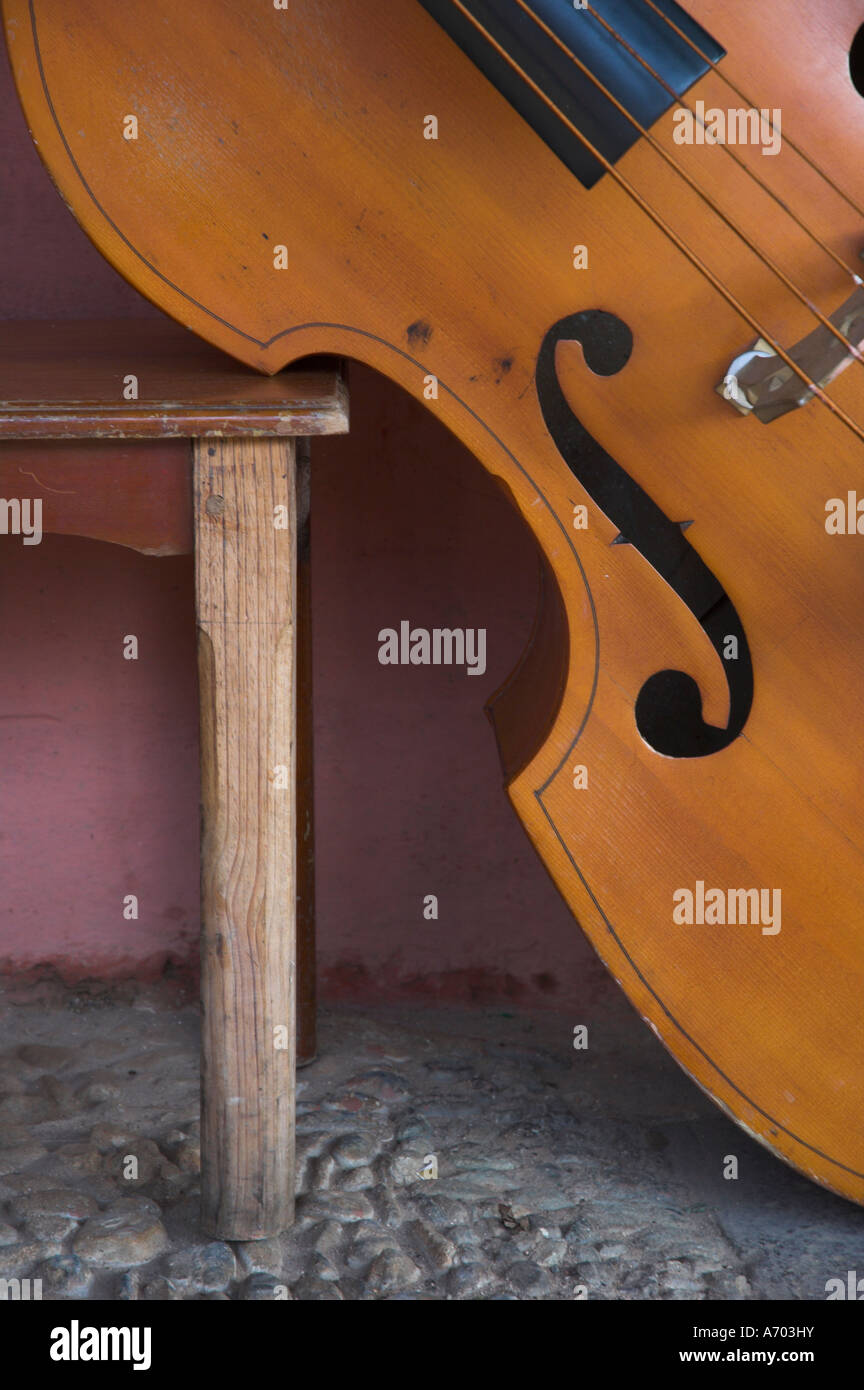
[0,320,349,1239]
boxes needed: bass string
[446,0,864,448]
[583,1,864,288]
[641,0,864,224]
[514,0,864,377]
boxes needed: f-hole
[536,311,753,758]
[850,25,864,98]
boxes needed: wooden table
[0,318,349,1239]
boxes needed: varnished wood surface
[6,0,864,1205]
[0,319,348,437]
[196,436,297,1239]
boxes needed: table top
[0,320,349,439]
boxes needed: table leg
[194,435,296,1240]
[296,439,317,1067]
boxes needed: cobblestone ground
[0,983,860,1300]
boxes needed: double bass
[6,0,864,1204]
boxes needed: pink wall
[0,41,602,1007]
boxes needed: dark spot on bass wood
[406,319,432,347]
